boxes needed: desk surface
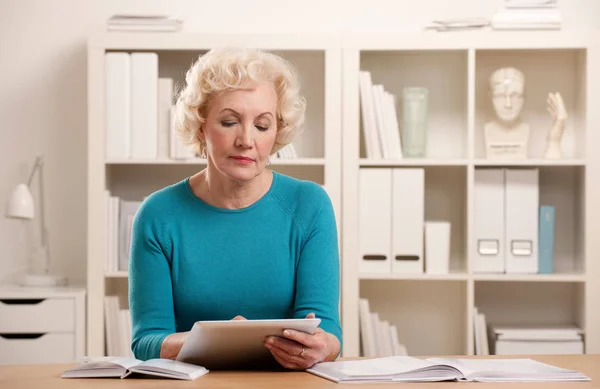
[1,355,599,388]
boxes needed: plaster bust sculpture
[484,67,568,160]
[484,67,529,159]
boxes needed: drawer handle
[0,299,45,305]
[0,333,46,339]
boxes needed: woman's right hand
[160,332,189,360]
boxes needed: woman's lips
[230,156,254,164]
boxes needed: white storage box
[493,326,584,355]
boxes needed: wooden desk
[1,355,599,388]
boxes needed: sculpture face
[490,68,525,123]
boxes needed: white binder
[473,169,505,273]
[391,168,424,274]
[505,168,539,273]
[359,168,392,273]
[104,52,130,159]
[130,52,158,159]
[158,78,174,159]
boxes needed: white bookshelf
[87,30,600,360]
[340,32,600,358]
[86,33,342,357]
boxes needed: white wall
[1,0,598,286]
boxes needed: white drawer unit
[0,285,86,365]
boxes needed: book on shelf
[61,357,207,380]
[492,0,562,30]
[358,70,403,160]
[504,0,557,8]
[104,296,133,359]
[104,192,141,273]
[359,298,407,358]
[473,307,490,356]
[307,356,590,383]
[106,14,184,32]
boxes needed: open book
[307,356,590,383]
[61,357,208,380]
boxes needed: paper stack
[106,14,184,32]
[492,0,562,30]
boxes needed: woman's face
[201,81,278,183]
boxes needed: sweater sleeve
[293,186,343,354]
[128,199,175,360]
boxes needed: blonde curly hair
[173,47,307,157]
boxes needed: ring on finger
[298,347,306,357]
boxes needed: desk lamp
[5,156,67,287]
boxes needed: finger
[282,328,326,350]
[266,335,305,356]
[267,344,303,370]
[305,312,316,319]
[271,342,315,369]
[232,315,247,320]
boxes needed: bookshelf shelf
[359,273,469,281]
[105,271,129,278]
[472,159,586,167]
[360,279,468,357]
[358,158,586,167]
[472,274,586,283]
[474,48,587,160]
[474,281,585,330]
[359,158,469,167]
[359,273,585,283]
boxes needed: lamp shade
[6,183,34,219]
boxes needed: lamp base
[20,273,68,288]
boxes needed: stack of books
[106,14,184,32]
[358,71,403,160]
[491,0,562,30]
[359,298,408,358]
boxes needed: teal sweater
[128,171,342,360]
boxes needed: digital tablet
[175,318,321,370]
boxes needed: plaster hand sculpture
[543,92,568,159]
[484,67,529,159]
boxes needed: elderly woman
[128,47,342,370]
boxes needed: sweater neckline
[182,170,278,213]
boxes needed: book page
[324,356,437,377]
[136,358,208,375]
[78,356,141,370]
[426,357,580,380]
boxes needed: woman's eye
[221,121,236,127]
[256,125,269,131]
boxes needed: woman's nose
[236,124,253,148]
[504,94,512,109]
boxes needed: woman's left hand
[264,313,340,370]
